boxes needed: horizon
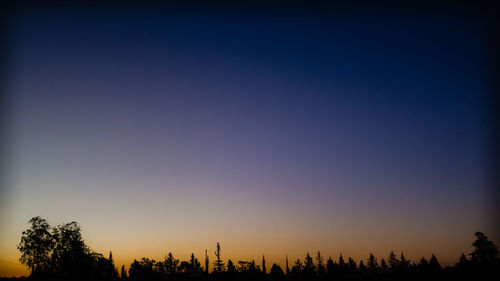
[1,2,498,278]
[4,215,496,277]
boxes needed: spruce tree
[213,242,225,272]
[316,251,325,275]
[429,254,441,271]
[367,253,378,274]
[380,258,388,273]
[304,253,315,275]
[388,251,399,272]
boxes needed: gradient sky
[0,4,495,277]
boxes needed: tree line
[17,217,499,280]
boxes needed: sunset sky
[0,3,496,277]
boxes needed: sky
[0,3,496,277]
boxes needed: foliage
[18,217,117,279]
[18,217,500,280]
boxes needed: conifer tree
[419,257,429,267]
[292,259,303,276]
[326,257,336,276]
[262,255,267,274]
[348,257,357,273]
[429,254,441,271]
[270,263,285,278]
[400,252,410,270]
[338,254,346,275]
[108,251,118,278]
[316,251,325,275]
[213,242,225,272]
[380,258,389,273]
[304,253,315,274]
[367,253,378,273]
[380,258,388,273]
[388,251,399,272]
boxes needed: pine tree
[326,257,336,277]
[380,258,388,273]
[429,254,441,271]
[262,255,267,274]
[347,258,357,274]
[400,252,410,271]
[338,254,346,275]
[304,253,315,275]
[316,251,325,275]
[213,242,225,272]
[270,263,285,278]
[292,259,303,276]
[107,251,118,278]
[367,253,378,274]
[418,257,429,268]
[388,251,399,272]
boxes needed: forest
[12,217,500,280]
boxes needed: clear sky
[0,3,495,277]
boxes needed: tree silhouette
[470,232,499,264]
[380,258,388,273]
[326,257,336,278]
[188,253,202,276]
[358,260,366,276]
[387,251,399,272]
[458,252,468,265]
[347,257,357,274]
[17,217,500,281]
[204,249,209,273]
[428,254,441,272]
[418,257,429,272]
[337,253,346,277]
[270,263,284,280]
[227,259,236,273]
[399,252,410,272]
[17,217,54,276]
[303,252,315,277]
[250,260,258,273]
[164,253,179,277]
[291,259,303,277]
[367,253,378,274]
[316,250,325,276]
[121,265,127,278]
[237,261,251,272]
[213,242,225,273]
